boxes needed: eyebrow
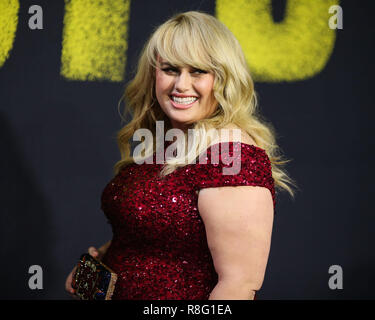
[160,62,175,67]
[160,62,204,71]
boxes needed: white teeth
[172,96,198,104]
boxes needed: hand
[65,246,102,299]
[65,264,79,299]
[88,246,103,260]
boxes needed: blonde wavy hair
[114,11,297,198]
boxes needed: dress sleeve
[190,141,276,210]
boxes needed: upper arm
[198,185,274,289]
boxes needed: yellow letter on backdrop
[61,0,131,82]
[216,0,339,82]
[0,0,19,68]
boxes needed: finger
[88,247,98,257]
[72,294,80,300]
[66,284,75,294]
[65,266,77,292]
[67,278,77,295]
[69,292,79,300]
[68,288,79,300]
[65,275,72,292]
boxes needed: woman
[65,10,295,300]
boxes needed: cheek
[155,72,171,92]
[198,77,215,99]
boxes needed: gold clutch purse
[71,253,117,300]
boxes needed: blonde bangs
[147,17,215,71]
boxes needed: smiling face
[155,55,219,131]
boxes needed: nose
[174,70,191,92]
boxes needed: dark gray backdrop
[0,0,374,299]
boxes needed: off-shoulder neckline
[164,140,266,153]
[205,141,267,154]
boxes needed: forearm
[208,280,257,300]
[97,240,111,257]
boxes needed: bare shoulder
[215,124,257,146]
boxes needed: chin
[168,110,195,121]
[171,117,194,126]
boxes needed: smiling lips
[170,95,198,109]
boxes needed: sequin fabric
[101,141,276,300]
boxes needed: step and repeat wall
[0,0,373,299]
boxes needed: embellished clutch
[72,253,117,300]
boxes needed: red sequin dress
[101,141,276,300]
